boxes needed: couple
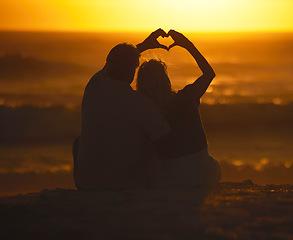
[73,29,221,190]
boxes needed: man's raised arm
[136,29,169,53]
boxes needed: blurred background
[1,0,293,196]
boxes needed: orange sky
[1,0,293,32]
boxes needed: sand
[0,181,292,240]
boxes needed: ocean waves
[0,103,292,144]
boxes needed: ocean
[0,31,292,196]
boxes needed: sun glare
[0,0,293,32]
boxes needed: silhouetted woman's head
[105,43,140,84]
[137,59,173,110]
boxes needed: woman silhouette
[137,30,221,188]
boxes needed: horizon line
[1,28,293,35]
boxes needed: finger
[168,30,184,39]
[160,29,168,38]
[154,28,168,38]
[168,29,176,36]
[167,30,179,42]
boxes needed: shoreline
[1,180,293,199]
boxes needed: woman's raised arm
[168,30,215,99]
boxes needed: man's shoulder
[85,70,104,89]
[90,69,105,84]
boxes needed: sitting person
[136,30,221,188]
[74,30,172,190]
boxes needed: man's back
[75,70,170,190]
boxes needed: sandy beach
[1,181,292,240]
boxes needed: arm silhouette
[154,31,215,156]
[168,30,215,99]
[136,29,168,53]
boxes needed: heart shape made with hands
[157,35,175,50]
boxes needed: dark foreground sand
[1,181,292,240]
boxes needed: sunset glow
[1,0,293,32]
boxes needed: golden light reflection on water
[202,98,216,105]
[206,86,213,93]
[0,164,72,174]
[285,162,292,169]
[272,98,283,105]
[254,158,270,171]
[222,89,235,96]
[1,31,293,106]
[232,160,244,167]
[0,145,74,174]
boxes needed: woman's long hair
[136,59,174,111]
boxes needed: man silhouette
[74,29,171,190]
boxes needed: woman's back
[157,85,208,159]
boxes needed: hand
[139,29,169,51]
[167,30,193,50]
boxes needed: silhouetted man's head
[105,43,140,84]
